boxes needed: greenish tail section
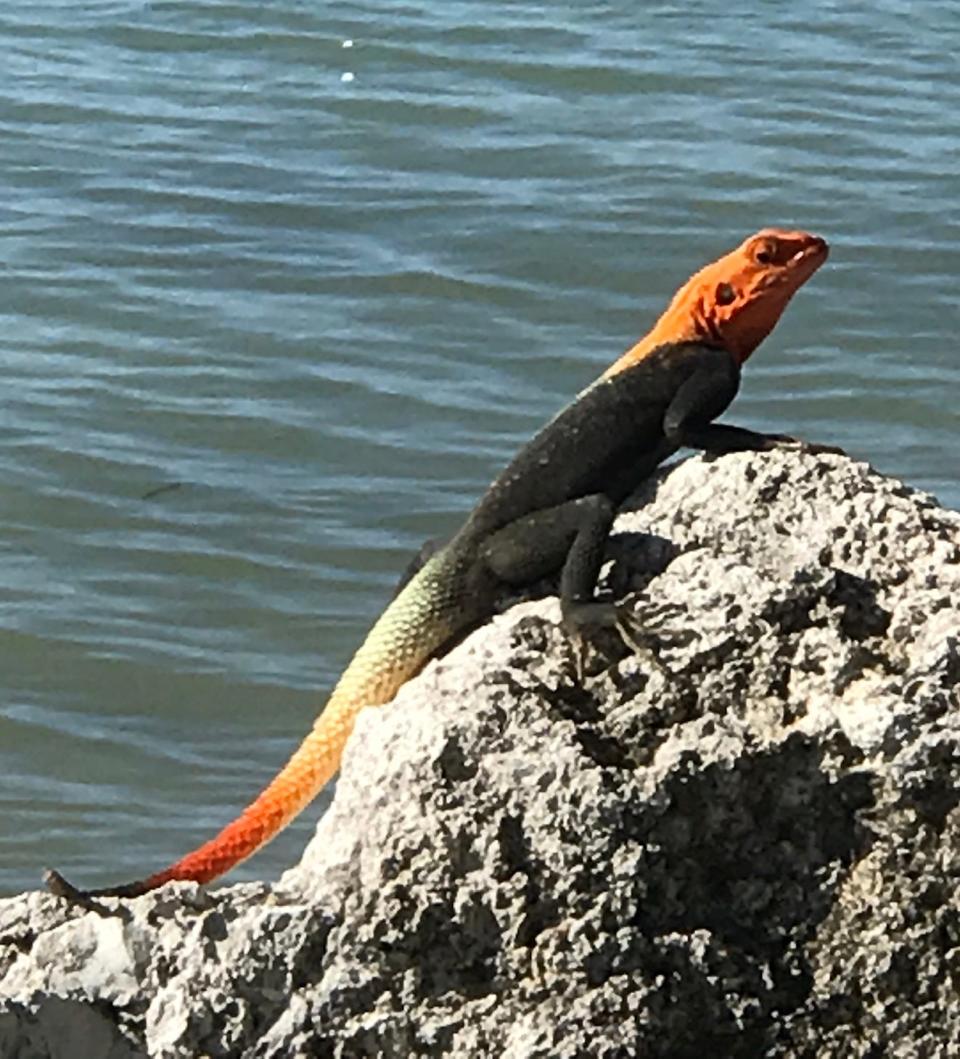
[80,548,473,894]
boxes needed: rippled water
[1,2,957,894]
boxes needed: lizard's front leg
[661,362,844,456]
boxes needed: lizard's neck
[602,293,719,379]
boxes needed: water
[1,1,957,895]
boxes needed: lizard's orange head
[691,227,829,363]
[603,227,829,380]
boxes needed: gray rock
[2,450,958,1058]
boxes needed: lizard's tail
[46,558,463,899]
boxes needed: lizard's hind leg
[480,496,690,676]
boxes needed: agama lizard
[46,227,829,899]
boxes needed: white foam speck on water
[341,71,355,83]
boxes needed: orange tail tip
[46,715,343,900]
[45,556,459,901]
[44,867,150,902]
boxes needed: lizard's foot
[799,439,846,456]
[561,599,621,635]
[614,599,695,674]
[562,598,690,678]
[615,600,690,650]
[765,434,847,457]
[561,600,625,681]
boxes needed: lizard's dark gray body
[46,341,796,899]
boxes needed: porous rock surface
[2,450,959,1058]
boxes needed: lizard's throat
[692,302,769,365]
[691,304,726,350]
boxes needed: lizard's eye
[716,282,736,306]
[755,240,777,265]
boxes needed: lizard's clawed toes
[561,597,691,679]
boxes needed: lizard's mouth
[793,236,829,263]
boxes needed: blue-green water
[1,1,957,894]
